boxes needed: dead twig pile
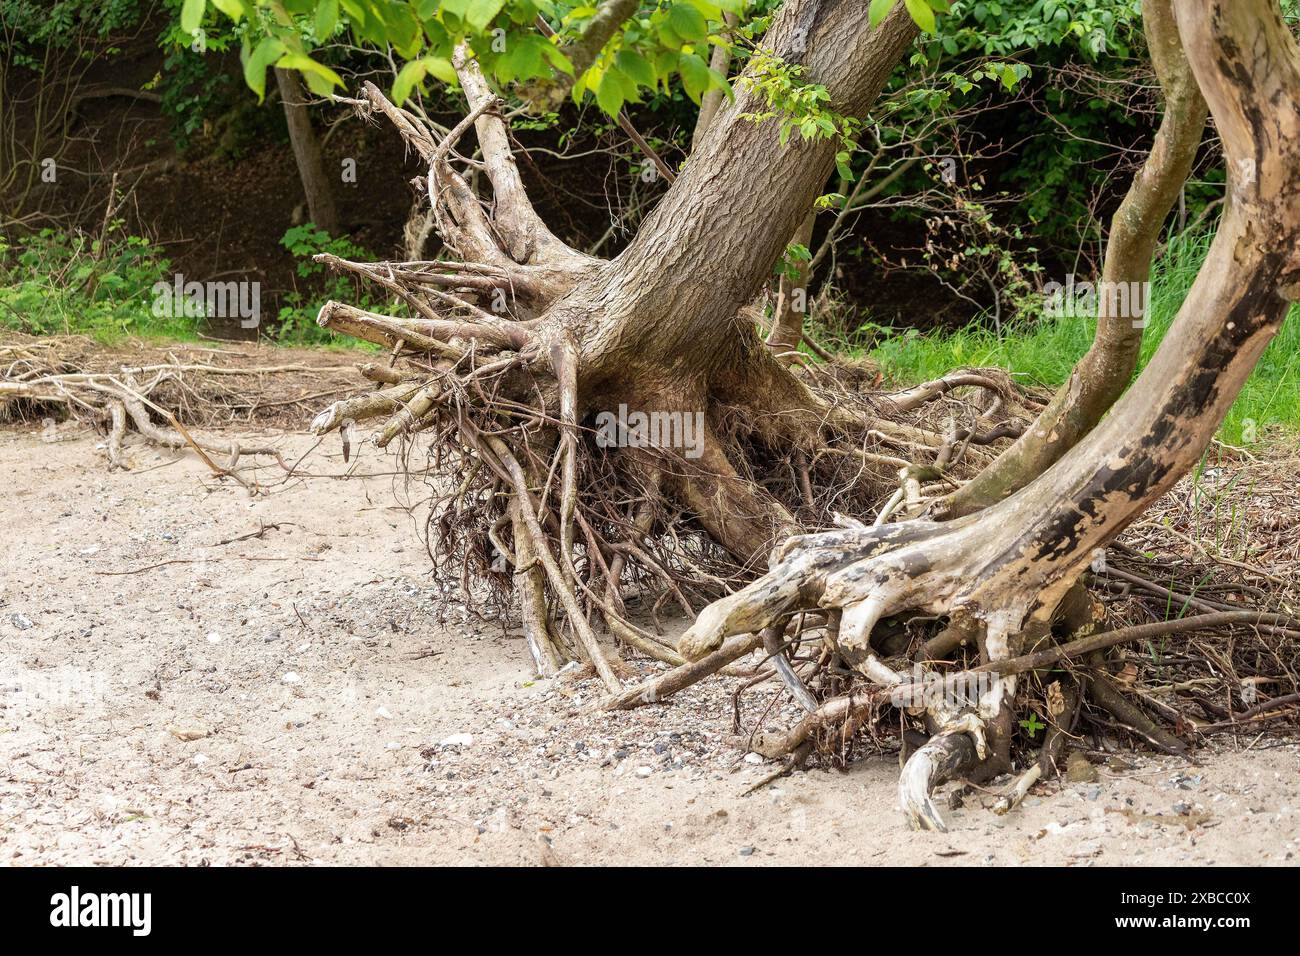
[0,332,368,488]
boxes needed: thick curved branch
[453,47,588,265]
[938,0,1208,518]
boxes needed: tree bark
[767,211,817,358]
[275,67,340,236]
[692,11,739,151]
[936,0,1207,518]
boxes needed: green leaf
[466,0,507,30]
[677,51,710,103]
[180,0,206,33]
[392,59,428,106]
[497,36,545,84]
[425,57,459,85]
[667,4,708,43]
[615,49,656,89]
[685,0,722,19]
[541,42,574,76]
[209,0,247,22]
[903,0,936,33]
[275,53,344,93]
[868,0,895,28]
[314,0,338,40]
[656,21,683,49]
[242,36,285,100]
[596,71,625,115]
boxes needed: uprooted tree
[278,0,1297,829]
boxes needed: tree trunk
[936,0,1207,518]
[309,2,924,693]
[766,211,817,359]
[275,67,340,236]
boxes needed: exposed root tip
[898,724,980,832]
[311,403,343,435]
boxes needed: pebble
[10,613,34,630]
[167,722,209,742]
[439,733,473,748]
[635,766,653,778]
[1065,751,1099,783]
[281,672,301,684]
[739,846,755,857]
[744,752,763,765]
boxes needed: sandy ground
[1,424,1297,866]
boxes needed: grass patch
[865,230,1300,444]
[0,225,388,348]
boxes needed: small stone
[739,846,755,857]
[167,722,209,742]
[1065,751,1098,784]
[744,752,763,765]
[9,613,33,631]
[635,765,653,778]
[206,631,222,644]
[439,732,473,748]
[375,706,392,719]
[281,672,301,684]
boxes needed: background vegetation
[1,0,1292,442]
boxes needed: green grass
[0,225,386,348]
[865,230,1300,445]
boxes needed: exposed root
[0,336,332,487]
[305,76,1032,689]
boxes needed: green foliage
[0,0,148,66]
[186,0,744,116]
[738,49,858,152]
[864,229,1300,443]
[0,227,184,340]
[275,225,390,345]
[153,0,245,150]
[936,0,1142,59]
[870,0,952,33]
